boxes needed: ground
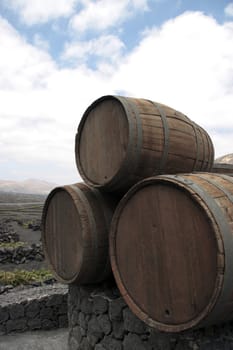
[0,192,68,349]
[0,191,50,286]
[0,328,68,350]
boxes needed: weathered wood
[76,95,214,192]
[212,163,233,174]
[41,183,117,284]
[110,173,233,332]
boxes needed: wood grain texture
[78,98,128,185]
[41,183,117,284]
[212,163,233,174]
[110,173,233,332]
[76,95,214,193]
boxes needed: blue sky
[0,0,233,184]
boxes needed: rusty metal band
[201,127,208,171]
[209,133,215,170]
[191,123,201,171]
[148,101,169,174]
[200,130,208,171]
[216,173,233,184]
[194,174,233,204]
[164,174,233,325]
[206,133,214,171]
[104,96,142,191]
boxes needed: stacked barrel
[42,95,233,332]
[211,163,233,174]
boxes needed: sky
[0,0,233,185]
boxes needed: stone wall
[68,283,233,350]
[0,284,68,335]
[0,221,19,243]
[0,243,44,264]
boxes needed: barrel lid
[41,186,84,284]
[110,175,222,332]
[76,95,129,187]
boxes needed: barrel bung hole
[165,309,170,317]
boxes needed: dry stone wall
[0,221,19,243]
[0,284,68,335]
[68,283,233,350]
[0,242,43,264]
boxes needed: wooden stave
[212,163,233,174]
[41,183,117,285]
[75,95,214,193]
[109,173,233,332]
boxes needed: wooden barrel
[41,183,117,284]
[212,163,233,174]
[110,173,233,332]
[75,95,214,192]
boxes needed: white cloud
[112,12,233,137]
[0,17,115,183]
[0,17,55,90]
[33,34,50,51]
[62,35,125,67]
[225,2,233,17]
[3,0,78,25]
[70,0,149,33]
[1,11,233,184]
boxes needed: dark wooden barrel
[75,95,214,192]
[212,163,233,174]
[110,173,233,332]
[41,183,117,284]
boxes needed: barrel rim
[109,173,224,332]
[41,183,86,284]
[75,95,133,189]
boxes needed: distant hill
[215,153,233,164]
[0,179,58,195]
